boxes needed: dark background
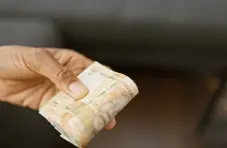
[1,0,227,147]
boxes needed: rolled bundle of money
[39,62,139,147]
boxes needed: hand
[0,45,116,130]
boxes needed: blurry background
[0,0,227,148]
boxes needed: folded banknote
[39,61,139,147]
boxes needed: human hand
[0,45,116,130]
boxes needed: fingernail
[68,81,88,97]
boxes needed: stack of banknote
[39,61,139,148]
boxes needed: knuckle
[34,48,47,55]
[28,49,49,73]
[54,65,72,80]
[33,48,48,62]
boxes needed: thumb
[31,49,88,100]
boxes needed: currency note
[39,61,139,147]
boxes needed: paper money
[39,61,139,147]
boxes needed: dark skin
[0,45,116,130]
